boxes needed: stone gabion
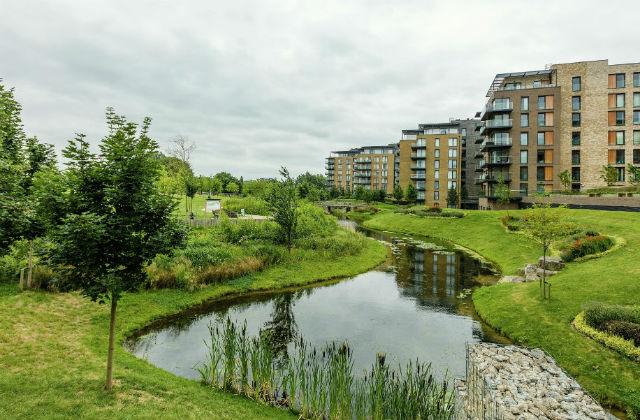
[455,343,610,420]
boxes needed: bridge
[317,201,368,214]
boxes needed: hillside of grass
[0,234,386,419]
[364,209,640,416]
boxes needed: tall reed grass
[195,317,454,420]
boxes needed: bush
[295,203,337,240]
[295,232,367,257]
[216,216,280,244]
[500,215,520,231]
[563,235,614,262]
[600,320,640,347]
[222,196,271,216]
[585,230,600,237]
[583,302,640,329]
[425,206,442,213]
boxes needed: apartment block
[398,122,464,207]
[325,145,398,193]
[477,59,640,209]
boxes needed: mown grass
[0,233,386,419]
[364,209,640,416]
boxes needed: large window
[448,137,458,147]
[609,73,626,88]
[634,149,640,165]
[537,132,545,146]
[617,167,625,182]
[608,111,625,126]
[448,181,457,190]
[434,191,439,201]
[520,150,528,163]
[434,149,440,158]
[572,76,581,92]
[572,150,580,165]
[572,96,581,111]
[435,138,440,147]
[572,132,581,146]
[521,96,529,111]
[434,160,440,169]
[617,131,625,145]
[520,166,528,181]
[448,170,457,179]
[635,110,640,125]
[448,149,457,158]
[572,167,581,182]
[521,113,529,127]
[635,92,640,107]
[572,113,581,127]
[635,72,640,88]
[608,93,625,108]
[520,132,528,146]
[616,150,626,164]
[448,160,457,169]
[434,181,439,190]
[537,95,553,110]
[635,130,640,145]
[520,183,528,196]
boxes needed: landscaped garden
[363,208,640,418]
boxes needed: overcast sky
[1,0,638,179]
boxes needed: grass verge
[364,208,640,416]
[0,235,386,419]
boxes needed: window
[435,138,440,147]
[572,96,581,111]
[537,184,545,194]
[634,149,640,165]
[572,76,581,91]
[536,167,545,181]
[610,73,625,88]
[382,156,388,162]
[461,128,467,137]
[520,166,528,181]
[572,113,581,127]
[617,131,625,145]
[434,191,439,201]
[616,111,625,125]
[572,150,580,165]
[416,138,426,146]
[533,80,542,88]
[448,160,457,169]
[538,96,545,110]
[434,170,439,178]
[537,132,545,146]
[434,181,439,190]
[448,137,458,147]
[537,149,553,164]
[538,113,545,126]
[520,150,528,163]
[520,183,528,196]
[434,149,440,158]
[635,93,640,107]
[616,150,625,164]
[635,131,640,145]
[434,160,440,169]
[572,132,581,146]
[521,97,529,111]
[448,181,457,190]
[448,149,457,158]
[617,167,625,182]
[520,132,528,146]
[416,149,426,157]
[635,110,640,124]
[635,72,640,88]
[537,150,545,164]
[448,170,457,179]
[572,167,580,182]
[521,113,529,127]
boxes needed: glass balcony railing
[410,173,426,180]
[485,119,513,129]
[487,156,512,164]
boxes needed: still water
[126,221,508,380]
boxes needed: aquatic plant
[195,317,454,420]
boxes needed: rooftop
[486,69,555,97]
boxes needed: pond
[126,221,509,381]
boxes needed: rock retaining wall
[455,343,611,420]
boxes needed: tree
[627,164,640,185]
[210,177,223,196]
[362,189,375,203]
[460,184,469,202]
[329,185,339,199]
[239,176,244,195]
[600,164,617,186]
[522,202,572,298]
[495,173,512,215]
[215,172,240,192]
[184,175,199,213]
[52,108,187,390]
[373,189,386,202]
[559,169,571,192]
[353,185,366,201]
[266,167,299,254]
[405,183,417,203]
[167,135,195,164]
[226,181,239,194]
[446,186,459,208]
[295,172,326,190]
[393,184,404,202]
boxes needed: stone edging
[573,311,640,363]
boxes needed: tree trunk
[541,245,548,298]
[105,297,118,390]
[27,239,34,288]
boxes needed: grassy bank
[0,234,386,419]
[364,209,640,416]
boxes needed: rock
[536,268,558,278]
[517,267,525,277]
[526,273,539,282]
[524,263,538,276]
[499,275,525,284]
[539,256,565,271]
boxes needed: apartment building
[325,145,398,193]
[477,59,640,209]
[398,122,464,207]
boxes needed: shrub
[600,320,640,347]
[500,215,520,231]
[585,230,600,237]
[425,206,442,213]
[294,203,337,240]
[222,196,271,216]
[216,216,280,244]
[583,302,640,329]
[441,210,464,218]
[563,235,614,262]
[295,232,367,257]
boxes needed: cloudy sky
[1,0,638,179]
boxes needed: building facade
[477,59,640,209]
[325,145,398,193]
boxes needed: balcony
[411,165,426,170]
[411,142,424,150]
[485,176,512,183]
[486,156,512,166]
[474,174,486,184]
[485,119,513,129]
[411,153,426,160]
[475,135,485,144]
[482,138,513,151]
[474,161,485,171]
[474,151,484,159]
[480,102,514,120]
[410,173,426,180]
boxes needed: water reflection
[126,225,508,380]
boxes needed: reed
[195,317,454,420]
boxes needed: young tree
[558,169,572,192]
[329,185,340,199]
[353,185,365,201]
[522,202,571,297]
[362,189,375,203]
[627,163,640,185]
[405,183,418,203]
[374,189,386,202]
[495,173,513,216]
[266,167,299,254]
[226,181,239,194]
[460,184,469,202]
[393,184,404,202]
[184,175,199,213]
[52,109,187,390]
[210,177,223,196]
[600,164,617,186]
[446,186,459,208]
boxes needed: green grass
[0,234,386,419]
[364,209,640,416]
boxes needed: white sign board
[206,199,221,212]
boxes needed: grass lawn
[0,235,386,419]
[364,209,640,416]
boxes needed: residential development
[325,59,640,209]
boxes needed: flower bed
[562,235,614,262]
